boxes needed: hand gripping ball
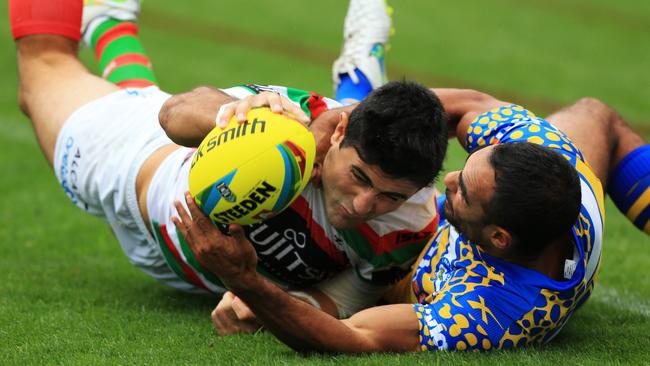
[188,108,315,225]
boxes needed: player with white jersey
[148,83,441,301]
[9,0,448,319]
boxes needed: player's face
[442,146,496,247]
[320,142,419,230]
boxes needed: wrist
[225,271,264,296]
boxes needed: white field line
[591,285,650,318]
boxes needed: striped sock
[86,17,157,88]
[608,144,650,234]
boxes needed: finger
[281,98,310,125]
[222,291,235,303]
[211,310,223,332]
[267,92,284,114]
[215,303,241,336]
[171,216,186,239]
[218,104,236,129]
[213,314,228,336]
[184,191,213,233]
[232,296,255,321]
[173,199,192,230]
[234,99,253,124]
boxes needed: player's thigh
[545,97,613,184]
[17,37,119,166]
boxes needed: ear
[330,112,349,146]
[485,225,513,250]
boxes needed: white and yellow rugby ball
[189,108,315,226]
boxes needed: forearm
[315,268,387,319]
[230,274,388,353]
[287,288,340,318]
[158,86,237,146]
[431,88,509,147]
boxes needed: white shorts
[52,87,195,291]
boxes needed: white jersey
[54,84,440,298]
[146,85,441,294]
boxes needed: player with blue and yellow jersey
[407,101,604,351]
[174,86,648,353]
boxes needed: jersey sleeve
[464,105,586,165]
[413,287,517,352]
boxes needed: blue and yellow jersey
[409,105,605,351]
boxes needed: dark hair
[340,80,448,188]
[484,142,581,259]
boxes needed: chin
[325,210,356,229]
[329,215,353,229]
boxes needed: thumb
[232,296,255,320]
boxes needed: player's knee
[574,96,608,113]
[17,86,32,118]
[575,97,615,121]
[571,97,615,131]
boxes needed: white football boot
[82,0,141,46]
[332,0,392,96]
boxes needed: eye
[351,169,371,186]
[380,193,401,202]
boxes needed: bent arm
[174,192,420,353]
[431,88,510,148]
[231,274,420,353]
[158,86,237,147]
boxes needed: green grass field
[1,1,649,364]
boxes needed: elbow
[158,97,177,132]
[457,88,499,105]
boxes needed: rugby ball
[189,108,315,226]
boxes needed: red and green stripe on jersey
[240,84,335,120]
[151,220,290,292]
[290,195,349,266]
[290,193,439,285]
[88,18,157,88]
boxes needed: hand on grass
[211,291,261,335]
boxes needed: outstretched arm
[233,276,420,353]
[173,192,420,353]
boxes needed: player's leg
[332,0,392,104]
[546,97,650,234]
[82,0,158,88]
[10,0,120,166]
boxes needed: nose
[444,171,460,193]
[352,189,375,216]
